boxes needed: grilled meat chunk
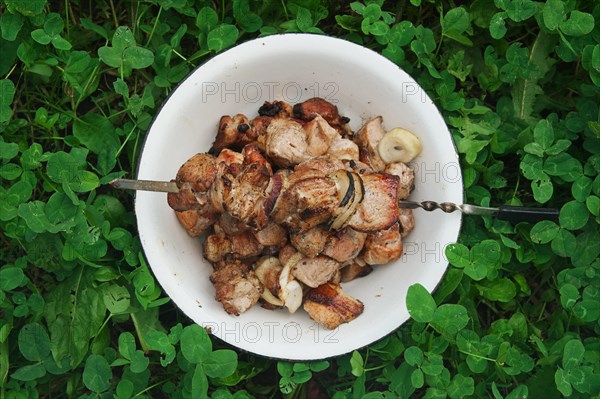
[258,100,293,118]
[254,256,283,298]
[303,283,364,329]
[222,162,272,229]
[296,156,345,176]
[291,255,340,288]
[216,148,244,167]
[271,175,338,232]
[385,162,414,200]
[398,208,415,237]
[253,222,287,247]
[203,232,263,263]
[175,210,217,237]
[354,116,387,172]
[293,98,350,132]
[304,115,339,157]
[347,173,399,232]
[210,261,262,315]
[290,226,330,258]
[362,222,403,265]
[175,153,218,192]
[292,255,340,288]
[327,137,359,161]
[322,228,367,263]
[211,114,256,154]
[278,244,298,268]
[260,118,310,167]
[340,261,373,282]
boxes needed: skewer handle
[496,205,559,223]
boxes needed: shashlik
[169,98,421,329]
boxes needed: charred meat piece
[354,116,387,172]
[291,255,340,288]
[210,261,262,315]
[347,173,399,232]
[398,208,415,237]
[293,98,350,131]
[203,232,263,263]
[322,228,367,263]
[290,226,330,258]
[258,100,293,118]
[362,222,403,265]
[211,114,256,154]
[385,162,414,200]
[303,283,364,329]
[175,210,217,237]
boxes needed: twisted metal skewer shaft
[397,200,497,216]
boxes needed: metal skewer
[110,178,559,223]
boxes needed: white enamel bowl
[135,33,463,360]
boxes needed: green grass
[1,0,599,398]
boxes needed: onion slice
[278,252,304,313]
[327,170,364,230]
[264,173,282,216]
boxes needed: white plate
[135,33,463,360]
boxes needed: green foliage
[1,0,599,398]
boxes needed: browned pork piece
[327,137,359,160]
[175,210,218,237]
[270,171,339,232]
[210,114,256,154]
[291,256,340,288]
[210,261,263,315]
[354,116,387,172]
[289,226,330,258]
[346,173,399,232]
[295,156,345,175]
[203,231,263,263]
[340,261,373,282]
[221,161,271,229]
[304,115,340,157]
[259,118,310,167]
[168,153,219,212]
[322,228,367,263]
[257,100,293,118]
[303,283,364,329]
[362,222,403,265]
[293,97,350,133]
[385,162,415,200]
[278,244,298,267]
[254,256,283,307]
[253,222,287,247]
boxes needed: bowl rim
[134,32,464,360]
